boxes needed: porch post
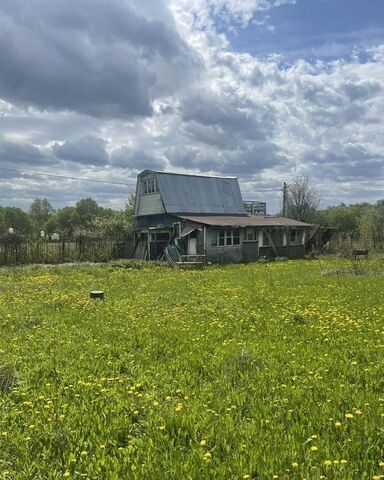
[258,229,263,246]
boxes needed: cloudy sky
[0,0,383,212]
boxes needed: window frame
[289,229,304,245]
[212,229,241,247]
[142,178,159,195]
[262,229,284,247]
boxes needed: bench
[353,249,368,259]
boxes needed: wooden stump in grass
[90,290,104,300]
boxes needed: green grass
[1,257,384,479]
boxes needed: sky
[0,0,383,213]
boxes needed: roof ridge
[141,169,238,180]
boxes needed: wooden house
[133,170,313,262]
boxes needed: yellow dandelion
[203,451,212,463]
[324,460,332,466]
[345,413,354,419]
[335,421,342,427]
[310,446,318,452]
[291,462,299,468]
[200,439,207,446]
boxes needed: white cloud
[0,0,383,212]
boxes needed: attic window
[142,178,158,194]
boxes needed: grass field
[1,257,384,480]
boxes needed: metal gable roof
[154,171,245,215]
[178,215,314,228]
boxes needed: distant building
[133,170,313,262]
[243,200,267,216]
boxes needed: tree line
[0,195,135,240]
[284,177,384,251]
[2,179,384,250]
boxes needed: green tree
[99,194,135,240]
[316,204,362,237]
[50,207,80,237]
[358,207,384,250]
[0,209,5,234]
[29,198,55,230]
[75,198,100,231]
[0,207,33,235]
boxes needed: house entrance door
[242,241,259,262]
[188,237,197,255]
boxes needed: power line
[249,183,384,193]
[1,166,384,193]
[0,167,137,188]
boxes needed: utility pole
[283,182,288,217]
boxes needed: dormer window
[142,178,158,194]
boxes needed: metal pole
[283,182,288,218]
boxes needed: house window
[262,229,284,246]
[212,229,240,246]
[142,178,158,195]
[153,232,170,242]
[246,228,256,240]
[289,229,304,245]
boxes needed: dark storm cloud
[0,111,103,145]
[0,0,200,118]
[220,142,286,175]
[0,138,49,167]
[53,136,109,166]
[182,92,273,142]
[303,143,384,179]
[166,141,284,175]
[110,147,166,171]
[291,74,383,128]
[165,146,219,171]
[182,123,238,150]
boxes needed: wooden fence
[0,234,133,266]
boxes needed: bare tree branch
[285,177,320,223]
